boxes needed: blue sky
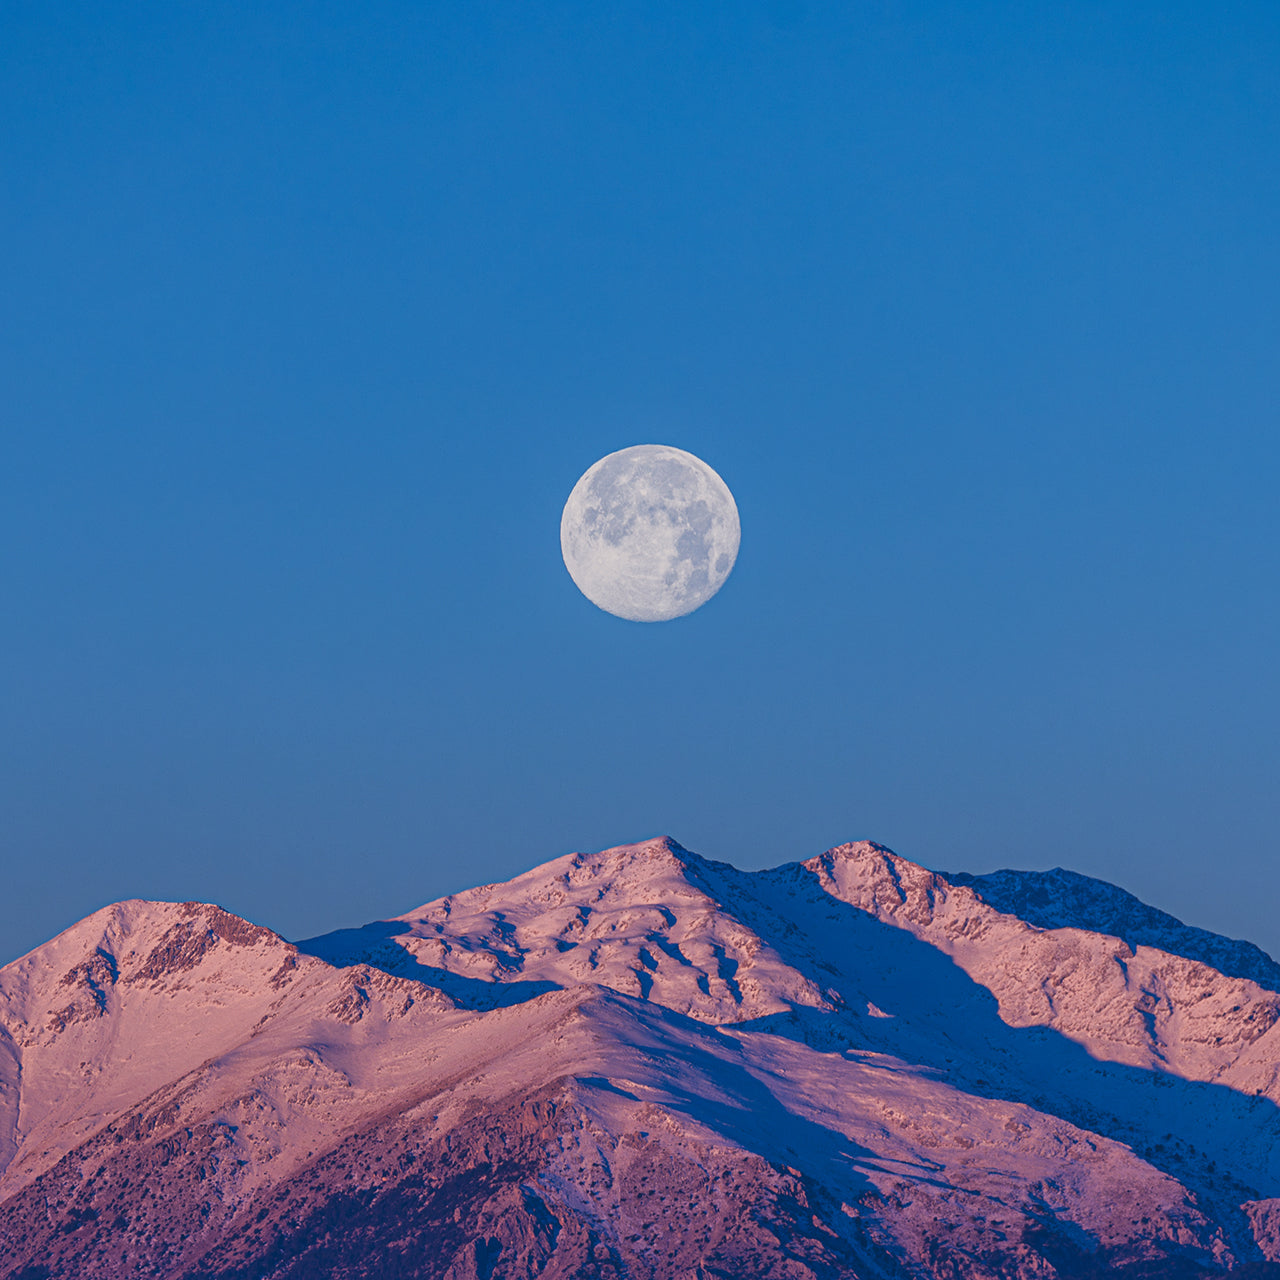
[3,1,1277,964]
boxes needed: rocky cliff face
[2,838,1280,1279]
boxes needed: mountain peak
[801,839,947,916]
[472,835,721,911]
[625,833,689,855]
[0,898,291,994]
[303,834,826,1025]
[572,833,710,879]
[0,899,301,1045]
[820,839,899,859]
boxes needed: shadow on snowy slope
[295,871,1280,1207]
[295,920,561,1010]
[715,861,1280,1209]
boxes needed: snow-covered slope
[948,864,1280,990]
[2,837,1279,1279]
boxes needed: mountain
[945,865,1280,991]
[2,837,1280,1279]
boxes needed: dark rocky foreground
[9,1077,1273,1280]
[1,1079,891,1280]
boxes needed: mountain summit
[3,838,1280,1279]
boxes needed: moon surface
[561,444,740,622]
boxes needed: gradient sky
[3,2,1277,966]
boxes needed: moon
[560,445,740,622]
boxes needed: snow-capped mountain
[2,837,1280,1279]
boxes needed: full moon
[560,444,740,622]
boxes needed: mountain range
[3,836,1280,1279]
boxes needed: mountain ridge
[947,864,1280,990]
[3,836,1280,1279]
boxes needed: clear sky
[3,2,1277,966]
